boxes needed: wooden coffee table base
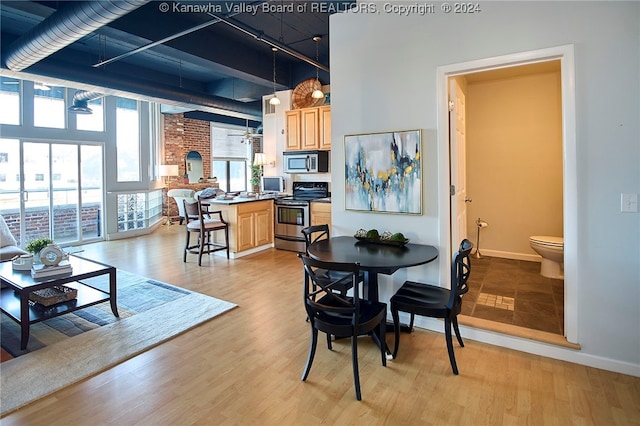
[0,256,118,350]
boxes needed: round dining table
[307,236,439,302]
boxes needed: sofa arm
[0,245,28,262]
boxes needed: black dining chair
[298,253,387,401]
[390,239,473,374]
[183,198,229,266]
[301,224,364,295]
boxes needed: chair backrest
[183,199,200,224]
[448,238,473,309]
[298,253,362,321]
[301,224,330,254]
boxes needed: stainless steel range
[274,182,328,252]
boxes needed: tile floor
[461,255,564,335]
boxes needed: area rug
[0,270,237,416]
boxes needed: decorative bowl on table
[354,229,410,247]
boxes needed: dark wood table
[0,255,118,349]
[307,236,439,302]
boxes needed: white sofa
[167,189,196,224]
[0,215,27,261]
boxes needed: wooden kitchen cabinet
[285,110,301,151]
[214,200,273,256]
[311,201,332,229]
[301,107,319,150]
[236,201,274,252]
[285,105,331,151]
[318,105,331,150]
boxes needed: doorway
[436,45,578,343]
[0,139,104,247]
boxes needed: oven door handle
[275,235,306,242]
[276,202,309,207]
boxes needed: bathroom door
[449,78,468,249]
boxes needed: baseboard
[224,243,274,259]
[401,313,640,377]
[479,249,541,262]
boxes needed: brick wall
[162,113,262,218]
[163,113,211,186]
[3,205,101,246]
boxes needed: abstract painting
[344,129,422,214]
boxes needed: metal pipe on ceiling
[92,4,329,73]
[69,90,104,114]
[4,0,151,72]
[206,13,330,73]
[92,1,270,68]
[20,61,262,120]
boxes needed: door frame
[436,44,578,343]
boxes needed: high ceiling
[0,1,354,123]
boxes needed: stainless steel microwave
[283,150,329,174]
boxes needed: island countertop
[203,193,288,206]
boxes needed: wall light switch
[621,193,638,213]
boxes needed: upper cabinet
[318,106,331,151]
[285,105,331,151]
[285,109,301,151]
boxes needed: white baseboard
[224,243,273,259]
[394,313,640,378]
[479,249,541,262]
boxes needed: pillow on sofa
[0,215,17,247]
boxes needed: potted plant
[250,164,262,193]
[25,237,54,263]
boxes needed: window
[116,190,162,231]
[34,85,65,128]
[213,159,248,192]
[76,97,104,131]
[116,97,140,182]
[0,77,20,125]
[211,124,251,192]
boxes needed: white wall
[330,2,639,375]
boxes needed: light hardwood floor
[2,225,639,425]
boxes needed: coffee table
[0,255,118,350]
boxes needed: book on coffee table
[31,261,73,279]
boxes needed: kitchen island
[203,195,282,258]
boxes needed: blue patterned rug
[1,269,237,416]
[1,270,191,357]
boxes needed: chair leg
[379,317,387,367]
[444,317,459,375]
[225,226,230,259]
[326,333,332,350]
[198,231,205,266]
[452,316,464,347]
[183,231,190,263]
[301,326,318,381]
[408,313,415,332]
[391,306,401,359]
[351,335,362,401]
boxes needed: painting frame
[344,129,422,214]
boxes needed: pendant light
[311,36,324,99]
[269,47,281,105]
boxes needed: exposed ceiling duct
[69,90,103,114]
[4,0,151,71]
[18,61,263,119]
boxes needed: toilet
[529,236,564,279]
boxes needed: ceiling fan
[229,120,263,143]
